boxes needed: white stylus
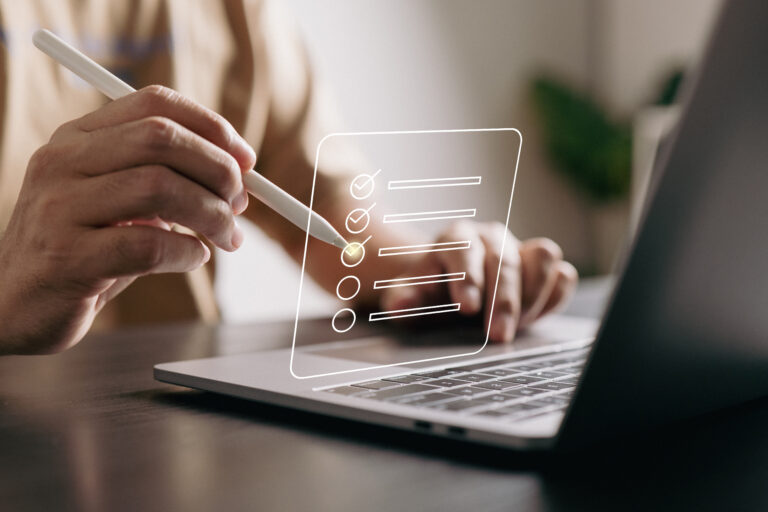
[33,29,348,250]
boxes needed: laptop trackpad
[304,314,598,368]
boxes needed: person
[0,0,577,355]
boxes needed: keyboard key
[483,368,522,377]
[428,397,494,411]
[382,374,430,384]
[535,395,571,406]
[527,361,558,369]
[394,392,457,405]
[361,384,439,401]
[429,378,467,388]
[556,366,583,376]
[447,360,508,372]
[497,403,542,414]
[484,393,523,403]
[474,409,512,418]
[324,386,367,396]
[531,371,569,379]
[525,399,556,408]
[502,387,548,398]
[473,380,520,391]
[415,370,459,379]
[352,380,402,390]
[505,365,540,372]
[528,382,574,391]
[452,373,495,383]
[501,375,547,385]
[444,386,489,397]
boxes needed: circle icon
[335,275,361,301]
[341,242,366,267]
[331,308,356,333]
[349,169,381,200]
[345,206,373,234]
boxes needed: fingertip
[459,285,482,314]
[235,138,257,172]
[490,315,516,344]
[201,243,211,264]
[233,189,249,215]
[559,260,579,285]
[230,220,244,250]
[244,143,257,171]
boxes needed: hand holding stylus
[32,29,347,250]
[0,58,258,354]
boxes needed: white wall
[593,0,722,114]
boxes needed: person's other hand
[0,85,256,355]
[380,221,577,343]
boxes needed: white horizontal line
[373,272,466,289]
[378,240,472,257]
[382,208,476,224]
[388,176,482,190]
[369,303,461,322]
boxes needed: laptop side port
[413,420,432,431]
[447,426,467,437]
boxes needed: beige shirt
[0,0,356,329]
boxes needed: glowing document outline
[291,128,522,379]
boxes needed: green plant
[530,76,632,203]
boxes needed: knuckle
[452,219,472,231]
[123,232,164,271]
[208,111,236,147]
[212,154,242,199]
[210,197,234,229]
[452,218,473,234]
[558,261,579,283]
[503,243,521,269]
[36,188,68,219]
[140,116,178,150]
[484,221,508,239]
[49,120,77,141]
[464,271,482,287]
[136,85,176,112]
[484,239,503,264]
[494,293,518,315]
[499,262,519,284]
[135,166,172,206]
[529,238,563,262]
[27,147,54,180]
[438,220,469,242]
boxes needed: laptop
[155,0,768,451]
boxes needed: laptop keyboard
[321,348,588,423]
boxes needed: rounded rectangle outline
[290,128,523,379]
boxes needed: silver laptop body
[155,0,768,451]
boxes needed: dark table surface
[2,278,768,512]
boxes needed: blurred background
[216,0,722,324]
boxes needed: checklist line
[369,303,461,322]
[373,272,466,289]
[378,241,471,257]
[382,208,476,224]
[388,176,482,190]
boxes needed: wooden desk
[2,279,768,511]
